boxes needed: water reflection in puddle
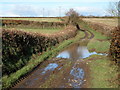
[57,51,70,58]
[41,63,58,75]
[70,67,84,88]
[58,67,62,70]
[15,41,106,88]
[56,43,107,59]
[15,63,59,88]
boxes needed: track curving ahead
[80,29,94,40]
[12,28,94,88]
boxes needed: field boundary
[84,21,115,37]
[110,27,120,65]
[2,25,77,76]
[2,19,67,28]
[2,29,89,89]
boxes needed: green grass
[3,27,62,34]
[91,29,108,40]
[85,55,118,88]
[1,18,61,22]
[87,39,110,53]
[79,31,85,38]
[80,21,118,88]
[2,30,85,89]
[79,21,108,40]
[3,20,117,88]
[79,21,111,53]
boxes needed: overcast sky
[0,0,119,17]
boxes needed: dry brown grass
[83,18,118,36]
[83,18,118,27]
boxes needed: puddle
[77,46,107,58]
[56,51,70,58]
[58,67,62,70]
[14,62,60,88]
[56,42,107,59]
[14,41,105,88]
[69,67,84,88]
[41,63,58,75]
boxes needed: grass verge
[84,55,118,88]
[80,21,118,88]
[2,31,85,89]
[79,21,110,53]
[79,21,108,40]
[87,39,110,53]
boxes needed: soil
[13,28,95,88]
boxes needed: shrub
[110,26,120,65]
[2,25,77,75]
[2,20,67,28]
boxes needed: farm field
[0,17,62,22]
[1,0,120,89]
[83,18,118,27]
[2,17,119,89]
[2,27,62,34]
[2,17,64,34]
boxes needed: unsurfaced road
[14,30,94,88]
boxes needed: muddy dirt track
[13,30,95,88]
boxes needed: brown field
[3,27,63,34]
[0,17,61,22]
[83,18,118,27]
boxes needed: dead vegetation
[2,25,77,75]
[110,26,120,65]
[2,19,66,28]
[84,21,115,37]
[110,26,120,87]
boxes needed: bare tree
[66,9,79,24]
[66,8,81,29]
[107,2,120,16]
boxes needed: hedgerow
[2,25,77,75]
[2,20,67,28]
[110,26,120,65]
[85,21,114,37]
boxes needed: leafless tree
[66,9,80,24]
[66,8,81,29]
[107,2,120,16]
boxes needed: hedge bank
[2,25,77,76]
[2,20,67,28]
[110,26,120,65]
[84,21,115,37]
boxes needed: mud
[13,28,106,88]
[13,58,67,88]
[56,41,107,59]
